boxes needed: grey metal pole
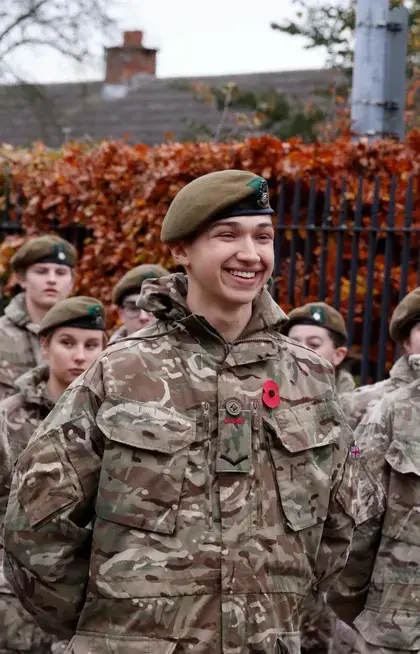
[351,0,409,140]
[351,0,389,139]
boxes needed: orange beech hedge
[0,134,419,362]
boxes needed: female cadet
[0,296,106,654]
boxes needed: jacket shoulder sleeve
[311,393,359,596]
[327,396,391,624]
[3,374,104,638]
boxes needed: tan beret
[11,235,77,272]
[389,287,420,342]
[161,169,274,243]
[282,302,348,342]
[39,296,106,336]
[112,264,168,306]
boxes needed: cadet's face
[403,322,420,355]
[21,263,74,309]
[42,327,104,386]
[173,215,274,309]
[287,324,348,368]
[119,292,155,335]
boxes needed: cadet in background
[0,296,107,654]
[282,302,355,395]
[110,263,168,343]
[341,287,420,429]
[329,360,420,654]
[0,235,76,400]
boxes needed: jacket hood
[137,273,288,339]
[14,364,53,409]
[5,293,40,334]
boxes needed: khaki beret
[282,302,348,342]
[11,235,77,272]
[39,296,106,336]
[389,287,420,342]
[112,264,168,306]
[161,169,274,243]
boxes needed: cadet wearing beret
[4,170,357,653]
[110,263,168,343]
[0,296,105,654]
[341,286,420,430]
[0,235,77,400]
[282,302,355,395]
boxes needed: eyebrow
[210,220,274,230]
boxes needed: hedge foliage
[0,134,419,366]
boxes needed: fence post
[351,0,409,140]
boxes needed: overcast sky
[12,0,327,84]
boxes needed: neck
[25,295,49,325]
[186,287,253,342]
[46,374,67,403]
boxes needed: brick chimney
[105,31,157,84]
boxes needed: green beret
[11,235,77,272]
[112,264,168,306]
[282,302,348,342]
[39,296,106,336]
[161,170,274,243]
[389,287,420,342]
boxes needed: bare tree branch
[0,0,119,79]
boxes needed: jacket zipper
[201,401,213,529]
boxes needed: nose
[46,270,58,284]
[236,236,261,263]
[73,345,87,364]
[139,310,151,322]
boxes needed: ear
[16,272,26,289]
[332,346,348,368]
[402,338,412,355]
[170,242,191,268]
[40,336,50,360]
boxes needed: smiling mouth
[227,270,260,279]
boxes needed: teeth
[229,270,256,279]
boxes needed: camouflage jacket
[0,293,42,401]
[108,324,128,345]
[336,368,356,395]
[4,274,357,654]
[340,355,419,429]
[0,364,53,595]
[328,368,420,651]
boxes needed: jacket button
[225,398,242,416]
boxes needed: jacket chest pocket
[265,403,338,531]
[383,438,420,545]
[96,399,195,535]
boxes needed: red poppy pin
[262,379,280,409]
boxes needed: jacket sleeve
[0,408,11,501]
[3,376,105,638]
[327,405,388,623]
[311,398,359,596]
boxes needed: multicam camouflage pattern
[336,368,356,395]
[340,355,419,429]
[299,366,355,653]
[328,364,420,653]
[108,324,128,344]
[0,364,66,653]
[0,293,42,401]
[4,274,357,654]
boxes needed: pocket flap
[385,438,420,476]
[69,634,178,654]
[266,401,342,452]
[96,396,195,453]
